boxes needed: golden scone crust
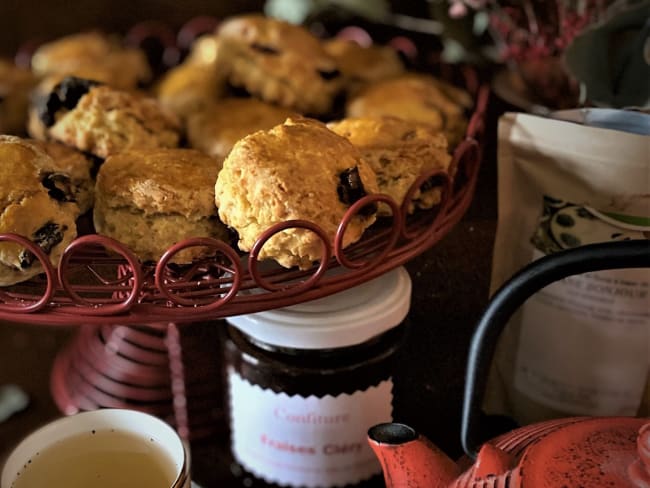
[216,15,343,115]
[29,140,96,214]
[0,136,78,285]
[155,62,226,121]
[346,74,472,147]
[323,39,404,94]
[214,117,379,269]
[185,33,223,65]
[187,98,297,160]
[0,60,36,135]
[40,79,180,159]
[31,32,151,89]
[94,148,229,263]
[328,116,452,215]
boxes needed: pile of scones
[0,14,472,286]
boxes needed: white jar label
[515,200,649,416]
[228,367,393,487]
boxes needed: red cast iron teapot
[368,239,650,487]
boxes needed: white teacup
[1,409,190,488]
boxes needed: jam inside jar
[223,267,412,488]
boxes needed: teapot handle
[461,239,650,459]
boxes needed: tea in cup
[1,409,190,488]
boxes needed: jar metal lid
[227,267,412,349]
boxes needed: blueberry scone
[323,39,404,95]
[31,32,152,90]
[94,148,229,263]
[187,98,296,160]
[346,74,473,147]
[0,136,78,285]
[0,60,36,135]
[214,117,379,269]
[216,15,343,115]
[35,76,181,159]
[328,116,452,215]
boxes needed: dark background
[0,1,504,486]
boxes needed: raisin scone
[31,32,152,89]
[0,136,78,285]
[94,148,229,263]
[0,59,37,135]
[214,117,379,269]
[216,15,343,115]
[328,116,452,215]
[323,39,404,95]
[36,76,181,159]
[187,98,296,160]
[346,74,473,147]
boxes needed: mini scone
[323,39,404,95]
[36,76,181,159]
[155,62,226,121]
[0,59,37,135]
[187,98,297,160]
[216,15,343,115]
[346,74,473,147]
[214,117,379,269]
[30,140,96,214]
[0,136,78,286]
[94,148,229,263]
[328,116,452,215]
[31,31,151,89]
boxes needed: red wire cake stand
[3,20,489,439]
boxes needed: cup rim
[1,409,189,488]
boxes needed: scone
[36,76,181,159]
[346,74,473,147]
[185,33,222,65]
[94,148,229,263]
[0,59,37,135]
[31,32,152,89]
[214,117,379,269]
[323,39,404,95]
[0,136,78,285]
[155,62,226,121]
[29,140,96,214]
[216,15,343,115]
[187,98,296,160]
[328,116,452,215]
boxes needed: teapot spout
[368,423,461,488]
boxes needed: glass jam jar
[223,267,412,488]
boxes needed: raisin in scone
[323,39,404,95]
[346,74,473,147]
[31,32,151,89]
[30,140,96,214]
[36,76,180,159]
[328,116,452,215]
[216,15,343,115]
[214,117,379,269]
[187,98,296,160]
[94,148,229,263]
[0,136,78,285]
[0,59,36,135]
